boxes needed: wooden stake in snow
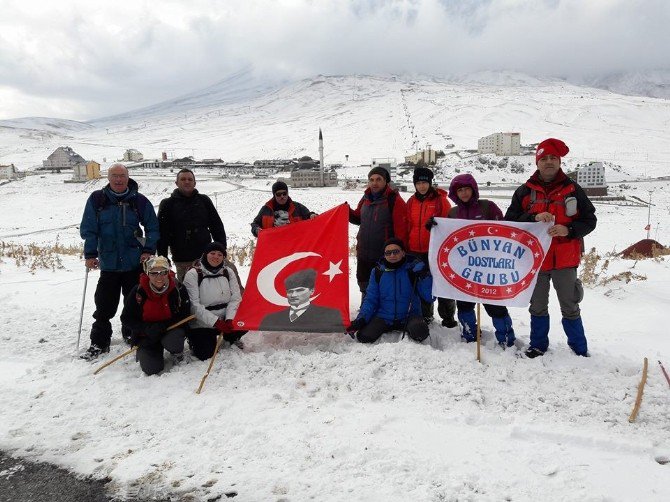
[196,333,225,394]
[628,357,649,423]
[476,303,481,363]
[93,315,195,375]
[659,360,670,388]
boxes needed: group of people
[79,136,596,375]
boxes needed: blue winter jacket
[357,255,433,324]
[80,179,159,272]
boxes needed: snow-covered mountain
[1,72,669,176]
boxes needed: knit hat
[413,167,434,185]
[144,255,171,273]
[272,181,289,195]
[368,166,391,183]
[536,138,569,164]
[383,237,405,252]
[204,241,226,255]
[284,268,317,290]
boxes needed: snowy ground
[1,170,669,501]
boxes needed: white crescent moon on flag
[487,226,496,235]
[257,252,322,306]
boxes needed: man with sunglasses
[251,181,317,237]
[345,238,431,343]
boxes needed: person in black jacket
[157,169,227,282]
[120,256,192,375]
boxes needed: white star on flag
[452,237,459,243]
[534,252,540,258]
[466,283,472,289]
[468,230,475,236]
[441,262,449,268]
[506,287,513,293]
[322,260,343,282]
[527,239,535,246]
[449,273,455,279]
[510,231,518,238]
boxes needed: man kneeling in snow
[121,256,191,375]
[346,238,432,343]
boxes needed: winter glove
[214,318,234,334]
[409,261,430,283]
[424,217,437,231]
[143,321,169,340]
[345,318,366,338]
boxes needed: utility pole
[646,190,653,239]
[319,128,324,187]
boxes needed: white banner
[428,218,553,307]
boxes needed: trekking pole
[73,267,90,359]
[401,274,420,341]
[629,357,649,423]
[93,315,195,375]
[659,360,670,388]
[476,303,481,363]
[196,332,225,394]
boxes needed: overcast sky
[0,0,668,121]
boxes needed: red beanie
[536,138,569,164]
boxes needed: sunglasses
[148,270,169,276]
[384,248,402,256]
[275,191,288,197]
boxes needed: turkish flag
[234,203,350,333]
[644,224,651,231]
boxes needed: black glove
[408,261,430,284]
[143,321,169,339]
[345,318,366,337]
[425,217,437,231]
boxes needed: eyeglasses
[275,191,288,197]
[148,270,169,276]
[384,248,402,256]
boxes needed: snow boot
[524,347,545,358]
[492,315,516,348]
[561,317,588,356]
[458,310,477,342]
[529,315,550,353]
[80,344,109,361]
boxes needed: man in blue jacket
[79,164,159,360]
[346,238,431,343]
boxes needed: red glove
[214,319,234,334]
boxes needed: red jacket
[505,170,597,271]
[406,188,451,253]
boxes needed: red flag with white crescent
[233,203,349,332]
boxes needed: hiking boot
[524,347,545,359]
[172,352,185,364]
[80,344,109,361]
[441,317,458,329]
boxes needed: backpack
[448,199,490,219]
[187,260,230,286]
[92,189,149,230]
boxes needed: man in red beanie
[505,138,596,358]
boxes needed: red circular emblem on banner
[437,223,546,300]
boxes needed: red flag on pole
[234,204,349,333]
[644,224,651,231]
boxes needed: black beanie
[413,167,434,185]
[384,237,405,252]
[204,241,226,255]
[272,181,289,195]
[368,167,391,183]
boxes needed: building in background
[0,163,21,180]
[42,146,86,170]
[567,161,607,196]
[405,148,436,165]
[290,169,338,188]
[122,149,144,162]
[478,132,521,156]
